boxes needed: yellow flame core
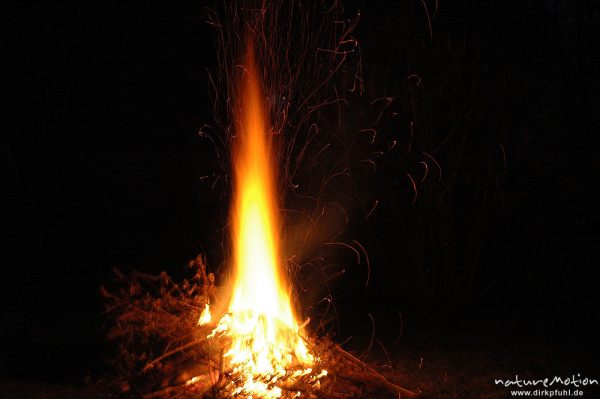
[207,44,318,398]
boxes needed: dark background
[2,0,599,385]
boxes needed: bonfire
[103,2,417,398]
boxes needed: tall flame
[229,44,295,333]
[203,40,322,398]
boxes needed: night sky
[3,0,599,386]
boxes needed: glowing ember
[194,40,325,398]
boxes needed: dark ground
[2,1,599,397]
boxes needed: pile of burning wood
[102,255,416,398]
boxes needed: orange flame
[229,44,296,334]
[203,40,323,398]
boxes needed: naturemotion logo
[494,374,598,389]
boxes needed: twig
[142,338,209,373]
[336,369,416,398]
[333,346,417,398]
